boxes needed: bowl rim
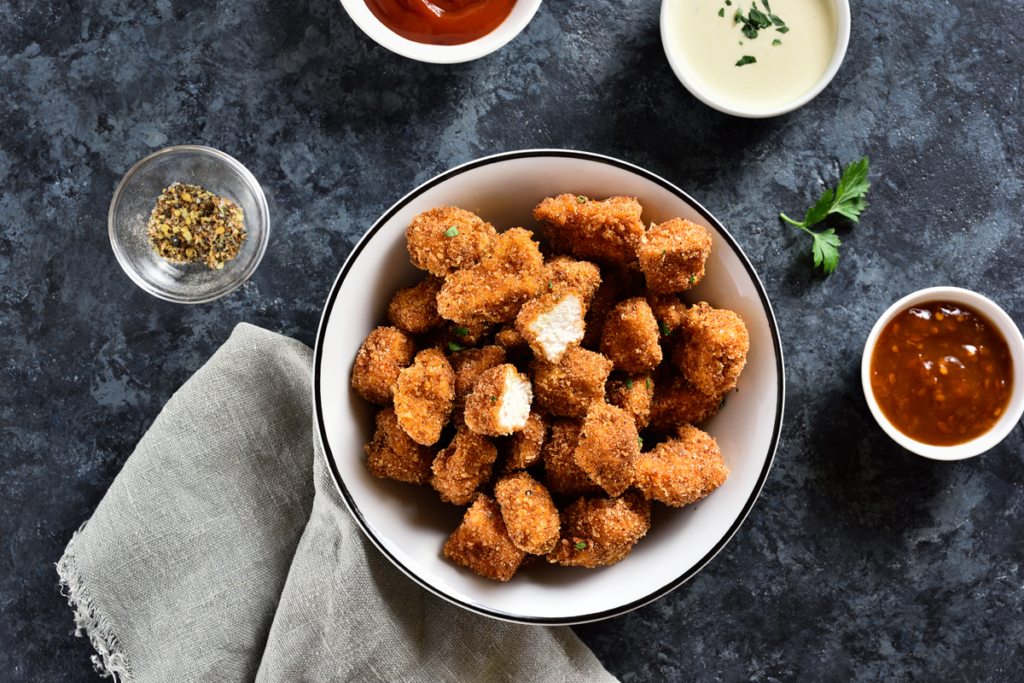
[659,0,852,119]
[108,144,271,304]
[312,149,786,624]
[860,286,1024,461]
[338,0,543,64]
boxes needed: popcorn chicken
[637,218,712,293]
[387,275,444,335]
[606,373,654,431]
[421,319,497,352]
[406,206,498,277]
[351,326,417,406]
[540,418,604,499]
[364,407,436,485]
[574,403,640,498]
[436,228,545,326]
[450,346,507,399]
[503,408,549,472]
[534,194,646,264]
[393,347,455,446]
[443,494,525,581]
[645,290,687,337]
[494,471,561,555]
[647,373,722,431]
[515,290,586,363]
[634,423,729,507]
[530,347,613,418]
[543,255,602,308]
[546,492,651,568]
[430,429,498,506]
[674,302,749,396]
[464,364,534,436]
[600,297,663,373]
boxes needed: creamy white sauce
[666,0,838,112]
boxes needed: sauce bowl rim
[860,286,1024,461]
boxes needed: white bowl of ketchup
[340,0,543,63]
[861,287,1024,461]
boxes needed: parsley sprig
[779,157,870,274]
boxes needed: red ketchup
[365,0,517,45]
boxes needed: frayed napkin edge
[57,522,135,683]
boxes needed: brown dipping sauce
[365,0,516,45]
[869,301,1013,446]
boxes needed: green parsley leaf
[574,541,587,550]
[689,274,697,284]
[769,13,785,26]
[548,280,553,290]
[718,7,724,16]
[719,398,727,410]
[576,196,587,204]
[773,39,782,45]
[736,55,757,66]
[646,379,651,390]
[659,320,672,336]
[626,378,633,389]
[443,226,460,237]
[779,157,870,275]
[776,26,790,33]
[454,326,470,337]
[638,436,644,448]
[725,0,731,4]
[447,341,467,352]
[748,4,772,28]
[491,396,497,403]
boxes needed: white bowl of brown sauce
[862,287,1024,461]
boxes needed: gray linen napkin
[58,323,617,683]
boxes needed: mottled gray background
[2,0,1023,680]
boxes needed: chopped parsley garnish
[626,378,633,389]
[638,436,644,448]
[490,396,497,403]
[646,379,651,390]
[443,226,460,237]
[689,274,697,284]
[658,320,672,336]
[447,341,467,352]
[576,196,587,204]
[734,0,785,47]
[548,280,553,290]
[718,8,724,16]
[574,542,587,550]
[773,39,782,45]
[454,326,469,337]
[779,157,871,275]
[736,55,757,67]
[719,398,727,410]
[725,0,731,5]
[776,26,790,33]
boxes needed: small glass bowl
[109,145,270,304]
[861,287,1024,461]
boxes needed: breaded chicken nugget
[638,218,712,293]
[540,418,605,499]
[574,403,640,497]
[534,195,645,264]
[530,347,613,418]
[674,302,749,396]
[387,275,444,335]
[393,347,455,446]
[495,321,529,356]
[450,346,507,398]
[406,206,498,277]
[351,326,417,405]
[443,494,525,581]
[494,471,561,555]
[634,423,729,506]
[645,290,687,337]
[600,297,663,373]
[606,373,654,431]
[436,228,545,326]
[421,320,497,352]
[580,273,622,351]
[503,408,549,471]
[515,290,586,363]
[430,429,498,505]
[546,492,651,568]
[464,364,534,436]
[364,407,436,485]
[647,373,723,431]
[543,255,602,308]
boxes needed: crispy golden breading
[545,492,651,568]
[600,297,663,373]
[464,364,534,436]
[351,327,417,405]
[436,228,545,326]
[543,255,602,309]
[540,418,605,499]
[674,302,749,396]
[393,348,455,446]
[634,424,729,506]
[606,373,654,430]
[421,320,497,352]
[406,206,498,277]
[387,275,444,335]
[443,494,525,581]
[515,290,586,363]
[580,273,622,351]
[637,218,712,293]
[494,471,561,555]
[645,290,687,337]
[450,346,507,399]
[534,195,646,264]
[364,407,436,485]
[495,321,529,356]
[647,373,723,431]
[504,408,549,471]
[430,429,498,505]
[530,347,614,418]
[574,402,640,497]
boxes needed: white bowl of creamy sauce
[661,0,850,117]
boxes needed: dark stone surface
[2,0,1023,680]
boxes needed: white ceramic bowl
[861,287,1024,461]
[660,0,851,118]
[339,0,542,64]
[314,150,784,624]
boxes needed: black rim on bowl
[313,149,786,625]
